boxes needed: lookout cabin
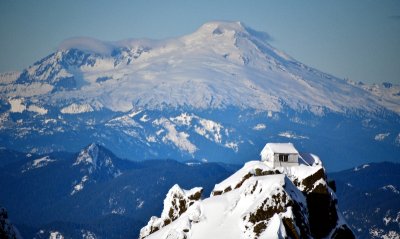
[260,143,299,167]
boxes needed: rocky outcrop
[139,185,203,239]
[241,176,311,238]
[0,207,20,239]
[140,159,355,239]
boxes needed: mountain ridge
[0,144,236,239]
[330,161,400,239]
[0,145,398,238]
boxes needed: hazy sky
[0,0,399,84]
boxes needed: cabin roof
[262,143,299,154]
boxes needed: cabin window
[279,154,289,162]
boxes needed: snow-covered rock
[139,185,203,239]
[140,155,354,239]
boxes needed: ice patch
[253,123,266,131]
[136,198,145,209]
[381,185,400,194]
[374,133,390,141]
[140,114,150,122]
[195,118,223,143]
[225,142,239,152]
[154,118,197,154]
[186,161,202,166]
[27,105,48,115]
[146,135,157,143]
[354,164,370,171]
[111,207,126,215]
[81,230,97,239]
[71,175,89,195]
[44,118,57,124]
[22,156,56,173]
[9,98,26,113]
[170,113,193,126]
[278,131,309,139]
[61,103,94,114]
[106,113,142,128]
[49,231,64,239]
[370,227,400,239]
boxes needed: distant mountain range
[330,162,400,239]
[0,144,235,238]
[1,144,398,238]
[0,21,399,171]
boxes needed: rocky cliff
[140,154,355,239]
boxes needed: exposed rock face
[139,185,203,239]
[140,159,355,239]
[0,207,20,239]
[299,168,340,238]
[241,176,311,238]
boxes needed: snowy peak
[196,21,247,33]
[74,143,101,167]
[73,143,121,177]
[71,143,122,196]
[18,48,96,85]
[1,21,398,115]
[139,185,203,239]
[184,21,271,45]
[141,158,355,239]
[184,21,246,42]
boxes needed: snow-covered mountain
[2,21,399,114]
[140,154,354,239]
[0,21,399,170]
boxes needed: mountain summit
[140,152,355,239]
[2,21,397,114]
[0,21,399,170]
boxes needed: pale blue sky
[0,0,399,84]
